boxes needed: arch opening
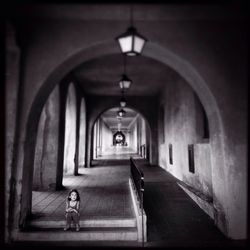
[91,106,150,161]
[19,40,226,236]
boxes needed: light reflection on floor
[95,146,143,160]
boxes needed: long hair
[67,189,80,201]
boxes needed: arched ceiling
[7,2,242,131]
[9,3,239,99]
[72,54,179,96]
[10,3,238,21]
[100,107,139,132]
[8,2,239,100]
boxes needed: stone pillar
[5,22,20,241]
[78,98,86,168]
[33,85,60,191]
[56,80,68,189]
[85,116,93,168]
[146,124,150,160]
[63,83,77,175]
[74,89,81,175]
[150,127,158,165]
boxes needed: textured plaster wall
[63,83,77,174]
[129,119,138,152]
[158,77,212,198]
[93,118,113,156]
[100,119,113,153]
[145,20,247,238]
[33,85,60,190]
[128,115,147,154]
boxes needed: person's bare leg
[64,213,71,230]
[72,213,80,231]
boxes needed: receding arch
[20,39,227,235]
[90,105,152,162]
[92,104,152,133]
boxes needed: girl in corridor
[64,189,80,231]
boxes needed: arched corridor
[4,1,248,247]
[92,107,149,160]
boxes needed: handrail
[130,157,145,246]
[130,157,144,204]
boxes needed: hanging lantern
[120,96,126,107]
[119,74,132,90]
[116,26,147,56]
[117,108,126,117]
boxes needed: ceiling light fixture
[117,108,126,117]
[120,96,126,108]
[119,55,132,90]
[116,5,147,56]
[120,90,127,108]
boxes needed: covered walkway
[5,3,248,245]
[22,158,246,247]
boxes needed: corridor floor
[137,161,246,248]
[30,158,246,247]
[32,165,134,220]
[94,146,144,160]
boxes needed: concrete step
[28,217,137,228]
[13,227,138,241]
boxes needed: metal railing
[130,157,145,246]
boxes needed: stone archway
[89,105,152,163]
[19,40,227,236]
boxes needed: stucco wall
[33,85,60,190]
[100,119,113,153]
[78,98,86,168]
[158,77,213,199]
[129,119,138,152]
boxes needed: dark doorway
[113,131,126,146]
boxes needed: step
[28,217,137,228]
[13,227,138,241]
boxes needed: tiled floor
[32,165,134,220]
[95,146,144,160]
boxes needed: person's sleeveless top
[67,200,78,209]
